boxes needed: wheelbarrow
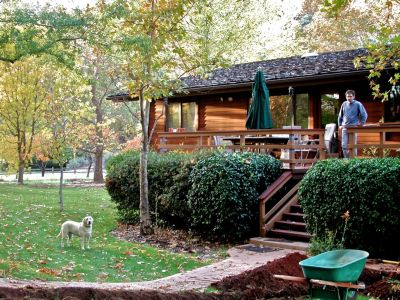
[274,249,369,300]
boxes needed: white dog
[58,215,93,250]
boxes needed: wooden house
[108,48,400,242]
[108,48,400,152]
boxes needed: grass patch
[0,183,211,282]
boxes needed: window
[167,101,197,131]
[321,93,340,127]
[295,94,309,129]
[269,93,309,128]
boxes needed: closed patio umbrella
[246,70,273,129]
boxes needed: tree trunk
[93,146,104,183]
[41,164,45,177]
[59,166,64,212]
[86,154,92,178]
[139,92,153,235]
[139,142,153,235]
[90,59,105,184]
[17,162,24,185]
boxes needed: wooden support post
[259,202,266,237]
[379,132,384,157]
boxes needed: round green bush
[299,158,400,259]
[188,151,282,242]
[105,150,212,226]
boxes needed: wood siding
[149,100,166,149]
[199,97,248,131]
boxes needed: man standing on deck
[338,90,368,158]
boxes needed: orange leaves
[114,262,125,270]
[37,267,62,277]
[123,137,142,151]
[123,250,134,256]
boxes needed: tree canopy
[0,1,90,64]
[294,0,400,100]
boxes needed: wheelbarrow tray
[299,249,369,282]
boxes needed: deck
[157,125,400,170]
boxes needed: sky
[22,0,97,9]
[55,0,97,9]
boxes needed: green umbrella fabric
[245,70,273,129]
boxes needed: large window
[167,101,197,131]
[321,93,340,127]
[295,94,309,129]
[269,93,309,128]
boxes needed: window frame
[166,100,198,132]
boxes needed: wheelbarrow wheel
[346,289,358,300]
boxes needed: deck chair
[213,136,233,151]
[324,123,337,155]
[281,126,301,167]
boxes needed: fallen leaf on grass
[96,272,109,280]
[114,262,124,270]
[37,268,61,277]
[37,260,47,265]
[73,273,84,280]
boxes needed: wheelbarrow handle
[273,275,366,290]
[273,274,307,283]
[310,279,365,290]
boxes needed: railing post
[349,131,355,158]
[160,137,167,153]
[379,131,384,157]
[240,135,245,152]
[259,201,266,237]
[319,132,326,160]
[198,135,204,149]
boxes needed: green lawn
[0,183,210,282]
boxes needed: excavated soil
[212,252,309,299]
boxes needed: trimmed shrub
[299,158,400,259]
[188,151,282,242]
[105,151,141,223]
[105,150,212,226]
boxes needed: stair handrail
[264,181,301,223]
[263,183,301,234]
[259,171,293,236]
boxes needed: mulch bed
[111,224,230,261]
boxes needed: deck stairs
[251,170,311,250]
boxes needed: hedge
[298,158,400,259]
[105,150,211,226]
[188,151,282,241]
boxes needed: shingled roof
[108,48,369,100]
[183,48,368,89]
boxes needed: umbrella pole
[289,86,296,126]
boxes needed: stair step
[283,212,305,222]
[250,237,309,251]
[275,220,307,230]
[290,204,303,213]
[269,229,311,240]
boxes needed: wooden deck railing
[346,124,400,158]
[158,125,400,169]
[158,128,326,170]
